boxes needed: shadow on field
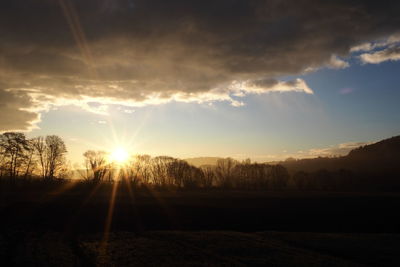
[1,183,400,233]
[1,231,400,266]
[1,183,400,266]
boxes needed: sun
[110,148,129,163]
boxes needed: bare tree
[0,132,30,179]
[0,143,6,177]
[83,150,109,182]
[215,158,237,188]
[151,156,174,186]
[269,164,290,190]
[123,159,140,185]
[32,136,46,179]
[133,155,152,185]
[22,139,36,179]
[45,135,67,179]
[32,135,67,179]
[200,165,215,188]
[166,159,201,188]
[293,171,309,190]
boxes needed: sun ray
[100,179,119,255]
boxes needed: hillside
[184,157,224,167]
[281,135,400,174]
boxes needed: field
[1,183,400,266]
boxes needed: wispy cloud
[349,33,400,64]
[339,88,354,95]
[327,55,350,69]
[238,78,314,95]
[360,46,400,64]
[350,33,400,52]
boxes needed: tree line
[0,132,291,190]
[2,132,399,191]
[81,151,290,190]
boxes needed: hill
[184,157,224,167]
[281,135,400,174]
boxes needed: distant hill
[183,136,400,174]
[184,157,224,167]
[281,135,400,174]
[347,135,400,160]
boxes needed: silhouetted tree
[83,150,109,182]
[313,169,333,190]
[45,136,67,179]
[22,138,36,179]
[215,158,237,188]
[122,158,141,186]
[133,155,152,185]
[269,165,290,190]
[0,132,30,179]
[32,136,46,179]
[32,135,67,179]
[151,156,174,186]
[293,171,309,190]
[200,165,215,188]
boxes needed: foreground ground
[1,231,399,266]
[1,183,400,266]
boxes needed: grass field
[1,230,399,266]
[1,184,400,266]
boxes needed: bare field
[2,231,399,266]
[2,187,400,266]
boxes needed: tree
[22,138,36,179]
[151,156,174,186]
[293,171,309,190]
[45,135,67,179]
[32,136,46,179]
[83,150,109,182]
[215,158,237,188]
[167,159,201,188]
[32,135,67,179]
[200,165,215,188]
[0,132,30,179]
[133,155,152,185]
[269,165,290,190]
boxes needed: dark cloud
[0,88,39,131]
[1,0,400,130]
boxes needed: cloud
[350,43,375,53]
[327,55,350,69]
[0,88,41,132]
[116,106,135,113]
[238,78,313,95]
[350,33,400,64]
[339,88,354,95]
[1,0,400,131]
[350,33,400,52]
[360,46,400,64]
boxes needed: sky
[1,0,400,165]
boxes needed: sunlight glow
[109,148,129,163]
